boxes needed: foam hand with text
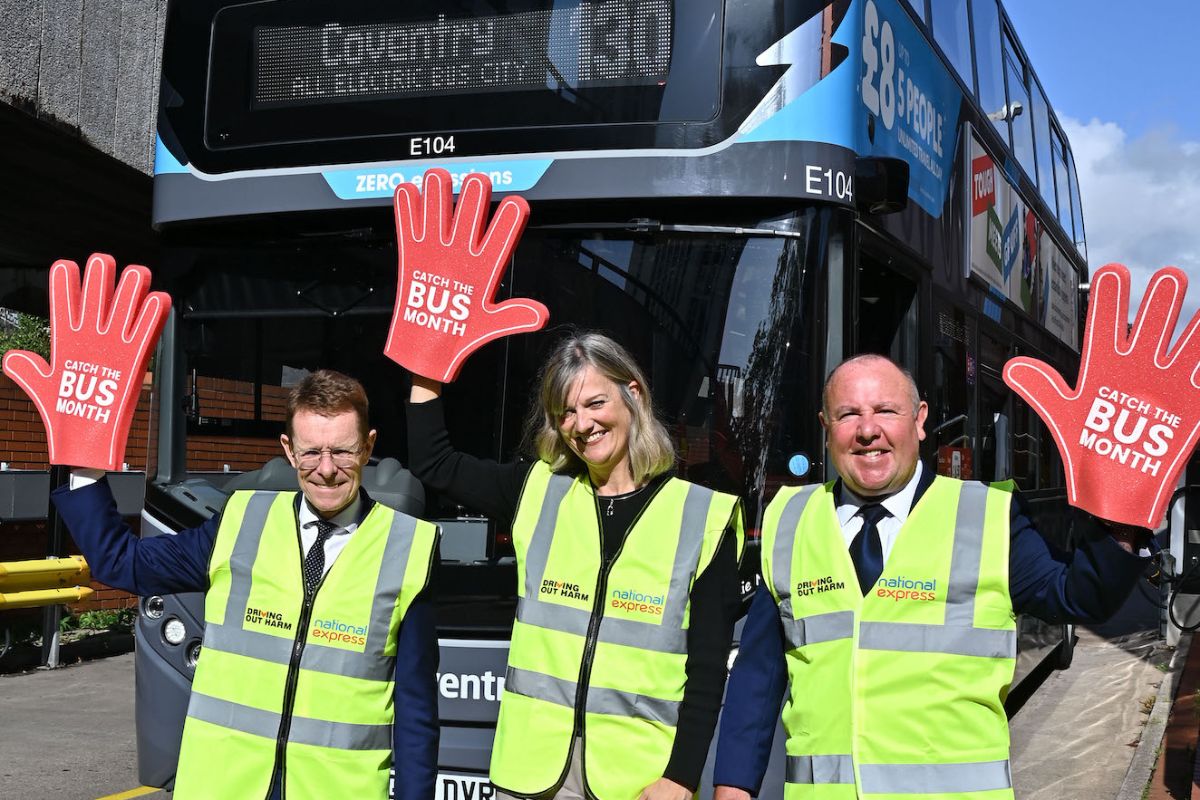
[1004,264,1200,528]
[2,254,171,470]
[384,168,548,382]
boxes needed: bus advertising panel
[1040,231,1079,350]
[969,133,1021,301]
[968,128,1077,350]
[856,0,961,218]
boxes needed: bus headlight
[163,617,187,645]
[144,596,165,619]
[186,642,202,667]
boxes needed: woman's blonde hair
[526,332,675,483]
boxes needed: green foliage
[59,608,135,632]
[0,312,51,361]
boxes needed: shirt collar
[298,493,364,534]
[835,461,923,526]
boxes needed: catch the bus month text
[1079,387,1183,477]
[404,270,474,337]
[56,360,121,424]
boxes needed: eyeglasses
[292,445,364,470]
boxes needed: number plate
[435,772,497,800]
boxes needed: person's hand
[1004,263,1200,528]
[384,168,548,382]
[638,777,693,800]
[1101,520,1152,554]
[713,787,753,800]
[2,254,170,470]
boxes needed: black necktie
[303,518,336,594]
[849,503,888,595]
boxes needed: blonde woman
[408,332,743,800]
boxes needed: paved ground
[1009,581,1169,799]
[0,652,167,800]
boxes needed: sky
[1004,0,1200,328]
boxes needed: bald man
[714,354,1152,799]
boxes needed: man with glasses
[51,369,440,800]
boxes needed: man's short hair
[285,369,369,440]
[822,354,921,417]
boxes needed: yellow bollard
[0,556,91,593]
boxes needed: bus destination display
[253,0,673,109]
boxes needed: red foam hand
[2,254,171,470]
[384,168,548,382]
[1004,264,1200,528]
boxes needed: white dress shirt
[298,495,364,579]
[834,462,923,564]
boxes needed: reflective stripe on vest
[860,760,1013,794]
[786,754,855,784]
[765,477,1015,798]
[187,691,392,751]
[785,754,1011,793]
[771,483,824,650]
[504,665,682,726]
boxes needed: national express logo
[610,588,665,616]
[540,578,589,602]
[245,606,293,631]
[311,617,368,646]
[875,576,939,602]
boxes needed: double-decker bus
[137,0,1090,794]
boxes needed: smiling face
[557,365,639,488]
[819,357,927,498]
[281,408,376,518]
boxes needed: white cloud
[1064,117,1200,336]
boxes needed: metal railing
[0,556,93,610]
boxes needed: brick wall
[188,376,286,471]
[0,377,64,470]
[0,520,50,562]
[0,372,287,613]
[196,376,289,423]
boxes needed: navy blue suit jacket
[712,468,1151,794]
[51,478,438,800]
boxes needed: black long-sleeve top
[407,398,741,791]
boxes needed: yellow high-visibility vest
[491,462,744,799]
[173,491,438,799]
[762,476,1016,800]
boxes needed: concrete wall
[0,0,167,175]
